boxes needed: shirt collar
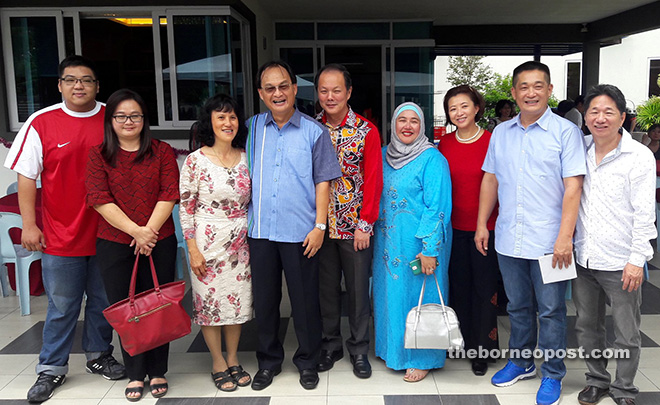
[265,108,302,128]
[585,129,634,164]
[318,106,356,129]
[513,106,553,131]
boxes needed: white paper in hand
[538,253,577,284]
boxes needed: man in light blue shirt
[475,61,586,405]
[245,60,341,391]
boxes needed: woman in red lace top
[85,89,179,401]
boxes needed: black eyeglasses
[59,76,97,87]
[112,114,144,123]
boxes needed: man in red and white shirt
[314,64,383,379]
[5,55,125,403]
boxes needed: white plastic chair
[172,204,189,280]
[0,212,42,315]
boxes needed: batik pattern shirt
[316,107,383,239]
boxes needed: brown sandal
[228,365,251,387]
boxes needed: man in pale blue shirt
[475,61,586,405]
[245,60,341,391]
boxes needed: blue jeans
[37,254,113,376]
[497,254,567,380]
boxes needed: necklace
[209,147,239,174]
[455,126,482,143]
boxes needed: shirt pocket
[527,146,561,180]
[286,147,312,178]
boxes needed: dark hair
[649,123,660,133]
[256,60,296,89]
[583,84,627,115]
[196,93,247,149]
[102,89,153,167]
[557,100,575,115]
[495,99,515,118]
[512,61,551,87]
[574,94,585,106]
[442,85,486,126]
[58,55,99,80]
[314,63,352,90]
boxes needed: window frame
[1,6,252,131]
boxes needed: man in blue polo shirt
[475,61,586,405]
[246,60,341,391]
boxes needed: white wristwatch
[315,223,326,231]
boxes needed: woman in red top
[86,89,180,401]
[438,85,499,376]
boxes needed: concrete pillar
[581,40,600,95]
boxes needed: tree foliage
[482,73,514,119]
[446,56,493,92]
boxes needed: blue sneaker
[536,377,561,405]
[491,360,536,387]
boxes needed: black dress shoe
[251,368,281,391]
[577,385,609,405]
[299,369,319,389]
[471,360,488,376]
[316,349,344,372]
[350,354,372,378]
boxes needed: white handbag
[404,274,464,350]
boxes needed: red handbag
[103,254,191,356]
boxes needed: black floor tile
[384,395,442,405]
[187,318,289,353]
[384,395,500,405]
[440,395,500,405]
[566,316,659,348]
[637,391,660,405]
[641,281,660,314]
[156,398,269,405]
[0,321,85,354]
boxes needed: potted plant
[636,96,660,131]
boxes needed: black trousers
[97,235,177,381]
[448,229,499,359]
[318,237,372,355]
[248,237,322,371]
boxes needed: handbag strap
[414,274,455,343]
[416,274,447,309]
[128,254,160,305]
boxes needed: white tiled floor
[1,256,660,404]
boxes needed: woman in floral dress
[179,94,252,392]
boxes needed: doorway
[324,46,382,133]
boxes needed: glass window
[393,22,432,40]
[394,47,434,140]
[64,17,75,56]
[9,16,62,122]
[649,59,660,98]
[80,15,159,125]
[276,23,314,40]
[566,62,581,101]
[318,23,389,40]
[280,48,316,116]
[171,15,233,121]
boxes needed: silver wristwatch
[314,223,327,231]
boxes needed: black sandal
[228,365,252,387]
[125,380,144,402]
[149,376,168,398]
[211,370,237,392]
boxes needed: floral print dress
[179,149,253,326]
